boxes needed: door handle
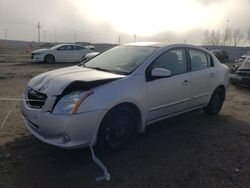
[182,80,189,85]
[210,73,215,78]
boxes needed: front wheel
[44,54,55,64]
[97,106,137,151]
[203,87,225,115]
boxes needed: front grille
[26,87,47,109]
[31,53,35,59]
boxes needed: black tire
[97,105,137,151]
[203,87,225,115]
[44,54,55,64]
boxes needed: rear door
[188,48,216,107]
[65,45,76,62]
[72,46,89,61]
[146,48,192,122]
[72,45,84,61]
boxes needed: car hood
[28,66,125,95]
[239,59,250,70]
[32,49,50,53]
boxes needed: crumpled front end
[20,87,106,148]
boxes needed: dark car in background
[211,50,229,63]
[230,56,250,87]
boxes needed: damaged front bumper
[20,92,106,148]
[30,54,44,63]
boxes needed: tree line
[203,27,250,46]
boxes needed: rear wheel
[97,105,137,151]
[44,54,55,64]
[203,87,225,115]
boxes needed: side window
[189,49,211,71]
[73,46,85,50]
[57,46,66,50]
[152,49,187,76]
[66,45,73,50]
[79,46,85,50]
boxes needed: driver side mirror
[151,68,171,77]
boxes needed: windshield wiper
[87,66,108,71]
[86,66,128,75]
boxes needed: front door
[146,48,191,122]
[54,45,69,62]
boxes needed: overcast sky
[0,0,250,44]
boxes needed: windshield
[241,57,250,69]
[84,45,157,74]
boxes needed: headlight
[53,91,94,115]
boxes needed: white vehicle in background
[82,52,100,61]
[31,44,94,63]
[85,45,95,50]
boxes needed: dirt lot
[1,54,250,187]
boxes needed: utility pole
[118,36,121,44]
[37,21,42,42]
[4,28,8,40]
[54,28,57,42]
[226,19,229,28]
[74,30,77,43]
[43,30,46,42]
[134,33,136,42]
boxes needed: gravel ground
[0,60,250,188]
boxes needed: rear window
[73,46,85,50]
[189,49,211,71]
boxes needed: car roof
[125,42,168,47]
[124,42,208,51]
[52,44,84,48]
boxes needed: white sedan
[21,43,229,150]
[31,44,93,63]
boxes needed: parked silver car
[21,42,229,150]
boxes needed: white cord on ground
[89,144,111,182]
[1,101,17,129]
